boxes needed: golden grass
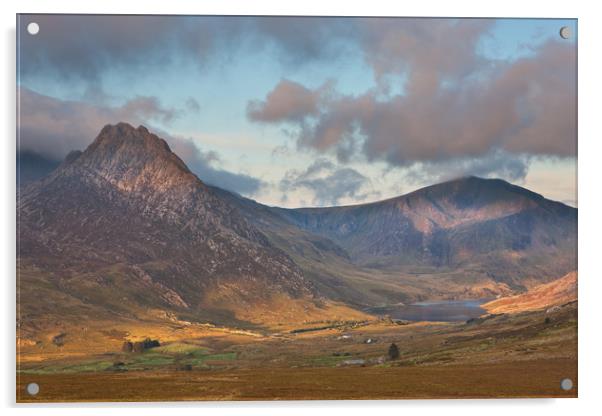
[483,272,577,314]
[16,293,578,402]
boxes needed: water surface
[367,299,490,322]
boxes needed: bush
[142,338,160,349]
[122,338,160,353]
[52,332,66,347]
[388,343,400,360]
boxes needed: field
[17,360,577,402]
[17,301,577,401]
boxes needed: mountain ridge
[18,122,577,327]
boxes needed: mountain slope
[482,271,577,314]
[18,123,366,331]
[271,177,576,288]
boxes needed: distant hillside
[483,271,577,314]
[272,176,577,288]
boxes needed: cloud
[185,97,201,113]
[20,15,181,82]
[18,87,180,160]
[404,150,531,185]
[247,79,330,123]
[18,16,576,203]
[279,158,379,206]
[250,17,355,65]
[20,16,482,87]
[357,18,493,90]
[18,15,354,85]
[166,136,264,196]
[17,87,264,196]
[248,40,576,180]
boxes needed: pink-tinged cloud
[248,40,576,178]
[247,79,330,123]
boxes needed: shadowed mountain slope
[270,177,577,287]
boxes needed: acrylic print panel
[16,14,577,402]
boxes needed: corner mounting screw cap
[26,382,39,396]
[559,26,571,39]
[27,22,40,35]
[560,378,573,391]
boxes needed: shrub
[388,343,400,360]
[127,338,160,353]
[52,332,66,347]
[142,338,160,349]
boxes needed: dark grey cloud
[279,158,379,206]
[250,17,355,66]
[18,87,180,160]
[20,16,484,87]
[16,150,61,186]
[20,15,181,82]
[248,40,576,179]
[404,150,531,185]
[18,15,355,85]
[18,87,264,196]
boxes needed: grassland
[17,359,577,402]
[17,301,577,401]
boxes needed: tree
[388,343,400,360]
[121,341,133,353]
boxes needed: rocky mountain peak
[91,123,173,154]
[60,122,198,193]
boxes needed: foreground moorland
[17,301,577,401]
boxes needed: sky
[17,15,577,207]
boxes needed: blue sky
[17,16,577,207]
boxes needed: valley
[17,301,577,401]
[16,123,578,401]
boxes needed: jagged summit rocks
[57,123,197,193]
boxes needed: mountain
[482,271,577,314]
[18,123,578,333]
[210,177,577,306]
[270,176,577,288]
[208,179,576,306]
[18,123,369,332]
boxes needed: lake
[367,299,491,322]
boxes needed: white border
[2,1,601,414]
